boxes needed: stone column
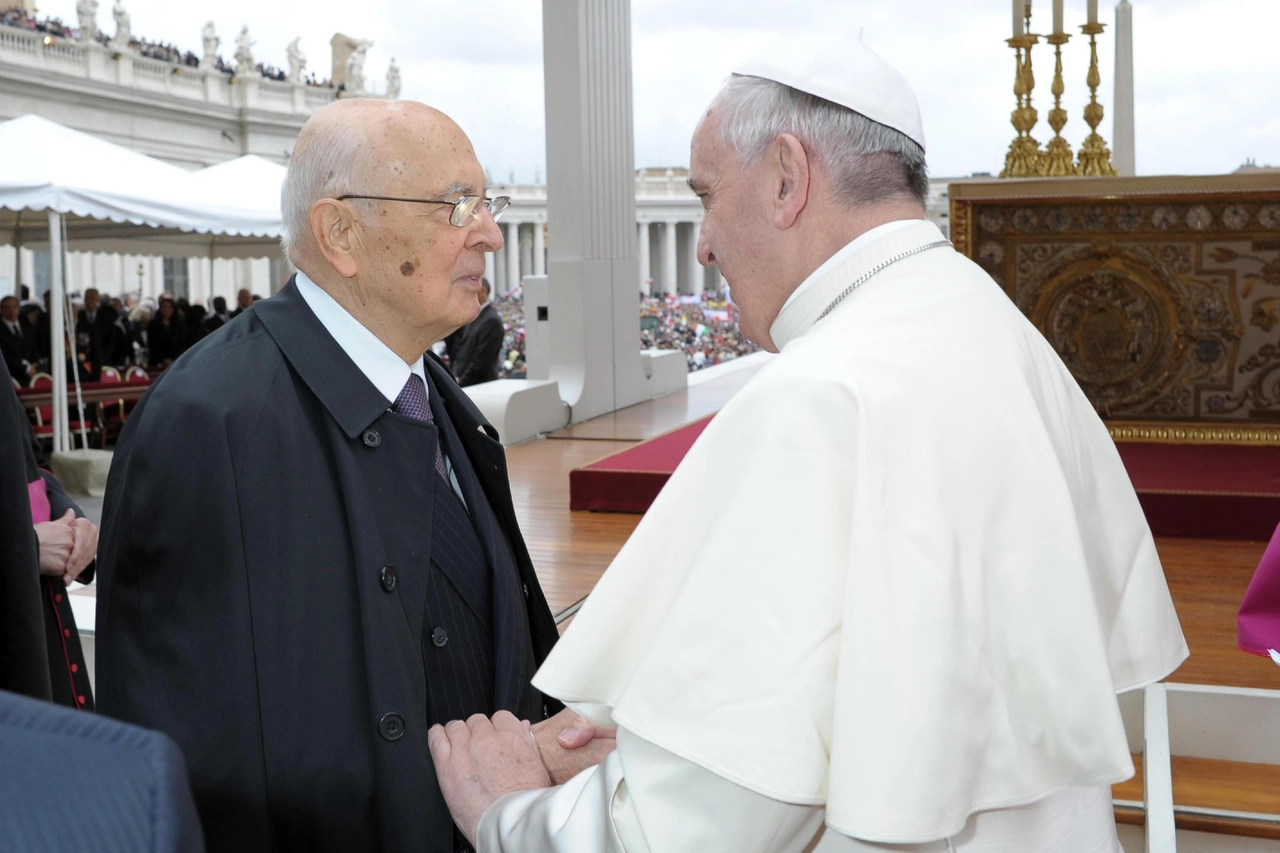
[637,222,651,295]
[542,0,650,420]
[1113,1,1135,176]
[484,250,496,292]
[533,221,545,276]
[685,222,703,296]
[520,223,534,277]
[661,221,678,295]
[505,221,521,294]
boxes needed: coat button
[431,627,449,647]
[522,583,530,601]
[380,564,397,592]
[378,712,405,741]
[362,428,381,448]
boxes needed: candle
[1013,0,1025,37]
[1087,0,1098,24]
[1053,0,1064,35]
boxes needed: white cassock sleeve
[475,727,825,852]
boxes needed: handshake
[428,708,616,847]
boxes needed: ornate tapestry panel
[951,175,1280,444]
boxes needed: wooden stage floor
[510,361,1280,693]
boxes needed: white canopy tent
[189,154,288,216]
[0,114,286,452]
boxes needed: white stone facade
[0,17,966,307]
[0,19,339,304]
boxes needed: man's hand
[531,708,617,785]
[429,711,552,847]
[35,509,76,578]
[34,509,97,585]
[66,514,98,584]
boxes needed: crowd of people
[486,290,758,380]
[0,288,260,386]
[0,7,74,38]
[0,8,332,85]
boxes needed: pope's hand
[428,711,552,847]
[531,708,617,785]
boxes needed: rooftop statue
[75,0,98,42]
[108,0,130,50]
[385,58,400,99]
[234,25,254,76]
[200,21,219,70]
[287,38,307,83]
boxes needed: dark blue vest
[421,376,540,727]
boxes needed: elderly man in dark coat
[96,99,612,853]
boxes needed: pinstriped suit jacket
[0,688,204,852]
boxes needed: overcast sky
[37,0,1280,180]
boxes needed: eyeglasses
[335,193,511,227]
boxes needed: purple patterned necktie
[393,373,449,482]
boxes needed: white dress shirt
[294,269,466,504]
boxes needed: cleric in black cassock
[95,98,612,853]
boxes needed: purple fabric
[28,479,51,525]
[1239,521,1280,660]
[393,373,448,482]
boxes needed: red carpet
[571,419,1280,541]
[1117,444,1280,540]
[569,416,714,512]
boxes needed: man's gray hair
[711,74,929,207]
[280,125,373,263]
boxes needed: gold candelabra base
[1001,135,1044,178]
[1077,133,1118,176]
[1042,135,1077,176]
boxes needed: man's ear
[310,199,361,279]
[771,133,810,231]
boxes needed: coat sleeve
[95,378,271,838]
[476,728,824,852]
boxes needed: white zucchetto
[733,33,926,152]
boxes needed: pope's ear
[310,199,361,279]
[771,132,810,231]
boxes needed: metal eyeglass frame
[335,193,511,227]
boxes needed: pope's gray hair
[710,74,928,208]
[280,124,374,263]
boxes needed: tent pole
[48,210,67,454]
[61,216,89,449]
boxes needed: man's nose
[471,208,504,253]
[696,225,715,266]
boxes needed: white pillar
[661,221,678,295]
[48,211,68,452]
[484,250,496,292]
[505,221,520,294]
[1113,1,1135,176]
[520,223,533,278]
[685,222,703,295]
[543,0,650,421]
[637,222,651,295]
[533,221,545,276]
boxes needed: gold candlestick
[1001,3,1044,178]
[1076,22,1118,176]
[1042,32,1077,176]
[1000,33,1044,177]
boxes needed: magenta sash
[1239,521,1280,661]
[28,478,51,525]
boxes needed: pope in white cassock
[428,32,1189,852]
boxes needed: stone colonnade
[485,216,725,298]
[0,246,271,304]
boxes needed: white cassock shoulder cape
[533,220,1188,843]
